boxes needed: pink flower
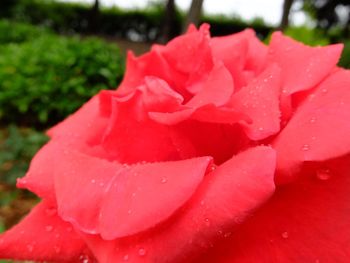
[1,24,349,262]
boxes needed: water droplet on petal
[79,254,90,263]
[161,177,168,184]
[200,200,205,206]
[204,218,211,227]
[26,244,34,252]
[321,88,328,93]
[281,231,289,239]
[258,127,264,131]
[123,254,129,261]
[54,245,61,253]
[45,225,53,232]
[138,248,146,257]
[316,168,331,181]
[91,179,96,184]
[223,232,232,238]
[45,207,57,217]
[309,117,316,123]
[301,144,310,151]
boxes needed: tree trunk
[183,0,204,32]
[161,0,177,43]
[279,0,294,31]
[88,0,100,33]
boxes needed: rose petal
[81,146,276,263]
[0,201,91,262]
[54,149,212,239]
[268,32,343,95]
[274,69,350,183]
[211,29,268,89]
[17,141,57,202]
[47,94,108,146]
[161,24,213,95]
[186,61,234,108]
[196,155,350,262]
[229,64,281,140]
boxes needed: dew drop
[258,127,264,131]
[161,177,168,184]
[200,200,205,206]
[45,225,53,232]
[26,244,34,252]
[281,231,289,239]
[223,232,232,238]
[321,88,328,94]
[309,117,316,123]
[79,254,90,263]
[54,245,61,253]
[204,218,211,227]
[123,254,129,261]
[316,168,331,181]
[138,248,147,257]
[301,144,310,151]
[91,179,96,184]
[45,207,57,217]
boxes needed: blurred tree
[0,0,18,17]
[280,0,295,31]
[302,0,350,36]
[161,0,178,42]
[88,0,100,33]
[183,0,204,32]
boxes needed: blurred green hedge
[0,20,124,127]
[1,0,272,41]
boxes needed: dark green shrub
[0,19,51,44]
[0,26,124,126]
[0,126,48,185]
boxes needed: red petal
[47,94,108,146]
[229,64,281,140]
[186,61,234,108]
[211,29,268,88]
[268,32,343,95]
[81,146,276,263]
[274,69,350,183]
[196,155,350,262]
[0,201,91,262]
[101,92,188,163]
[54,149,212,239]
[17,141,57,202]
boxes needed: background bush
[0,125,48,185]
[0,20,124,127]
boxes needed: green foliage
[283,26,330,46]
[0,126,48,185]
[338,40,350,69]
[0,19,51,43]
[0,20,124,126]
[4,0,272,40]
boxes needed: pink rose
[1,24,349,262]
